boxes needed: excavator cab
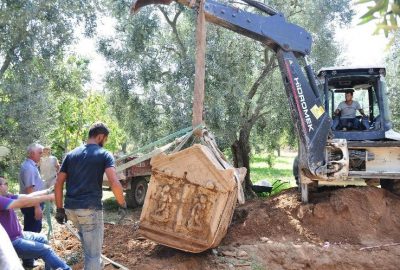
[317,67,399,141]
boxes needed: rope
[116,125,203,162]
[200,131,246,204]
[43,201,53,239]
[171,129,194,153]
[114,124,204,173]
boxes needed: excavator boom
[131,0,332,184]
[132,0,311,55]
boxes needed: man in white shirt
[39,147,60,189]
[334,90,368,130]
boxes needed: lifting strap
[115,125,198,162]
[201,131,246,204]
[192,0,206,137]
[113,124,203,173]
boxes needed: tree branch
[239,51,277,130]
[158,7,187,58]
[247,52,276,100]
[0,16,32,79]
[0,46,15,79]
[287,9,304,19]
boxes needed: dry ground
[34,186,400,270]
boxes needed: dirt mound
[225,187,400,246]
[50,186,400,270]
[303,187,400,245]
[100,223,218,270]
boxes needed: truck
[104,156,151,208]
[132,0,400,203]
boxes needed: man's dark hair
[345,89,354,95]
[88,122,110,138]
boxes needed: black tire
[381,179,400,196]
[293,156,299,186]
[125,177,148,208]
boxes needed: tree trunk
[231,126,256,198]
[277,147,281,157]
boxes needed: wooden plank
[192,0,206,136]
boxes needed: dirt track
[52,186,400,269]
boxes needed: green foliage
[0,0,99,79]
[0,54,126,177]
[250,153,294,197]
[0,0,100,178]
[265,153,276,168]
[49,93,127,157]
[255,180,292,197]
[250,154,294,183]
[103,197,119,210]
[0,55,88,176]
[357,0,400,40]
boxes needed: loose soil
[48,187,400,269]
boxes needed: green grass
[102,196,119,210]
[250,151,296,196]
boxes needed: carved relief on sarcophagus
[138,144,242,253]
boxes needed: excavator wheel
[381,179,400,196]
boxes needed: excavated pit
[49,186,400,270]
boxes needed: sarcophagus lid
[138,144,241,253]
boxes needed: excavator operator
[332,90,369,131]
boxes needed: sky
[75,16,115,90]
[335,2,387,67]
[75,2,388,90]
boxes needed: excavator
[131,0,400,203]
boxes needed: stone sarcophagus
[138,144,242,253]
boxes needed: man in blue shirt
[19,143,46,268]
[55,122,126,270]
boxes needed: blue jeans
[66,209,104,270]
[332,116,370,130]
[12,231,70,270]
[21,205,43,267]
